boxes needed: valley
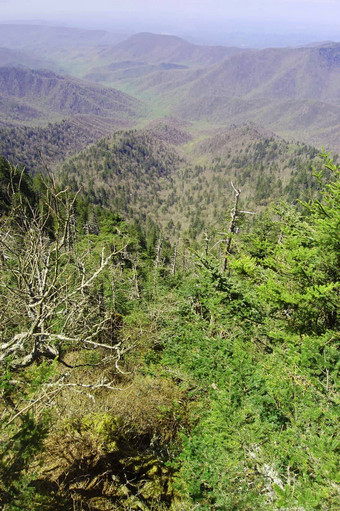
[1,24,340,154]
[1,23,338,235]
[0,20,339,511]
[57,121,321,238]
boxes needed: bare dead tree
[152,236,163,295]
[203,232,209,257]
[221,182,241,272]
[0,172,128,373]
[221,182,255,272]
[171,240,179,277]
[154,236,162,270]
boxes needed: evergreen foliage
[57,126,325,241]
[158,150,339,510]
[0,150,338,510]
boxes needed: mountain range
[1,25,339,132]
[55,121,321,239]
[0,22,339,237]
[0,66,142,126]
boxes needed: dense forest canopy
[0,146,338,510]
[0,21,339,511]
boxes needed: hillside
[173,95,340,151]
[78,39,340,151]
[0,23,338,511]
[159,44,339,151]
[142,118,193,145]
[4,115,323,231]
[58,124,323,239]
[0,25,339,151]
[117,42,340,104]
[81,33,245,89]
[0,47,52,69]
[186,44,340,103]
[0,66,144,126]
[0,24,128,53]
[1,141,338,511]
[0,26,245,83]
[0,116,119,173]
[97,32,245,66]
[58,129,184,222]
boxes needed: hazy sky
[1,0,340,44]
[1,0,339,20]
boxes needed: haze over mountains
[0,66,142,126]
[0,24,127,52]
[96,32,245,66]
[0,46,52,70]
[1,23,339,152]
[0,21,339,233]
[1,13,339,511]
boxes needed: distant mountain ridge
[81,32,246,87]
[0,47,52,69]
[102,32,245,66]
[186,44,340,103]
[0,24,128,52]
[0,24,340,152]
[121,41,340,151]
[0,66,143,125]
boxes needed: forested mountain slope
[0,146,338,511]
[169,44,340,145]
[115,42,340,104]
[0,24,338,510]
[76,38,340,152]
[0,116,118,173]
[0,67,143,126]
[0,25,245,86]
[81,33,246,86]
[1,25,340,151]
[187,44,340,102]
[58,123,324,239]
[103,32,245,66]
[0,47,52,69]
